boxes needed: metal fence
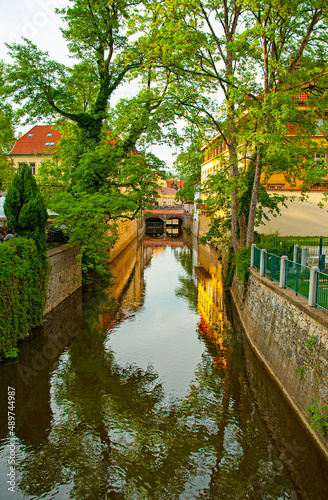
[253,246,261,271]
[251,244,328,313]
[265,252,281,282]
[285,260,311,300]
[256,235,328,271]
[316,271,328,312]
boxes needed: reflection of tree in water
[19,303,296,499]
[174,247,198,313]
[17,244,296,499]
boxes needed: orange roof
[10,125,62,156]
[166,179,186,189]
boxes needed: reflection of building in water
[194,246,231,369]
[98,236,145,331]
[196,266,224,337]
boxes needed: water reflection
[0,236,328,499]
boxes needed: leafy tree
[37,123,165,280]
[173,129,203,202]
[140,0,328,250]
[4,163,48,253]
[0,62,16,191]
[4,0,176,281]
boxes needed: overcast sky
[1,0,177,170]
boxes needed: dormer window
[47,133,53,137]
[28,133,33,137]
[45,142,55,146]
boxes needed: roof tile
[10,125,62,156]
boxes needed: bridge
[143,208,186,237]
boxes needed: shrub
[234,246,252,285]
[0,237,49,355]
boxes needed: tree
[173,129,204,202]
[4,163,48,254]
[140,0,328,250]
[37,122,166,280]
[0,62,16,191]
[4,0,177,280]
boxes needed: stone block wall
[231,269,328,460]
[44,244,82,315]
[108,219,144,263]
[198,214,211,240]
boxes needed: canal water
[1,234,328,500]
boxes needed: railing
[255,235,328,270]
[265,252,281,282]
[253,246,261,271]
[285,260,310,300]
[250,244,328,313]
[316,271,328,312]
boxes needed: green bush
[234,246,252,285]
[0,237,49,355]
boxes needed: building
[166,178,186,191]
[155,186,177,207]
[201,96,328,194]
[199,95,328,236]
[8,125,62,175]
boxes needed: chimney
[18,132,22,139]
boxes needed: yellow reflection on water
[195,253,231,370]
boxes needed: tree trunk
[246,147,262,246]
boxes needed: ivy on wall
[0,237,49,355]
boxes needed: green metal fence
[256,235,328,264]
[253,246,261,271]
[316,271,328,312]
[284,260,311,300]
[265,252,281,282]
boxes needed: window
[47,133,53,137]
[18,163,24,168]
[316,118,323,134]
[27,133,33,137]
[315,152,327,165]
[316,118,328,135]
[45,142,55,146]
[29,163,36,175]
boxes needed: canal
[1,234,328,499]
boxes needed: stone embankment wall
[44,219,143,315]
[45,245,82,315]
[231,269,328,461]
[108,219,144,263]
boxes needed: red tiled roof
[10,125,62,155]
[166,179,186,189]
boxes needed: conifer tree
[4,163,48,254]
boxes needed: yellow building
[155,186,177,207]
[201,104,328,196]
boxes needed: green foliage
[4,347,19,359]
[294,366,305,380]
[173,130,204,202]
[4,164,48,254]
[234,246,251,285]
[0,62,16,190]
[221,240,235,289]
[39,132,164,281]
[0,237,49,356]
[306,398,328,436]
[306,335,316,352]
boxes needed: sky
[0,0,177,170]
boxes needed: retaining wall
[45,244,82,315]
[108,219,144,263]
[231,268,328,461]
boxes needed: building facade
[8,125,62,175]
